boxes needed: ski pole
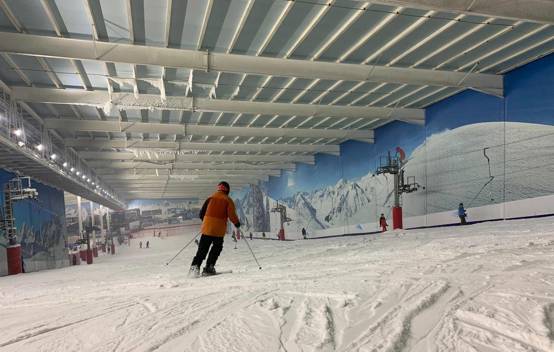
[240,230,262,270]
[165,232,200,266]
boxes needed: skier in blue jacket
[458,203,467,225]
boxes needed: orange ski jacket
[199,191,240,237]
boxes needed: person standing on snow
[249,232,253,240]
[139,241,142,248]
[189,181,241,277]
[146,241,149,249]
[379,214,388,232]
[458,203,467,225]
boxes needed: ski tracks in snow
[2,221,554,351]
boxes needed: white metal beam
[354,0,554,25]
[114,184,250,190]
[93,161,295,171]
[0,32,502,91]
[120,193,217,200]
[110,181,249,188]
[64,138,341,154]
[101,171,279,179]
[105,179,272,186]
[79,151,315,164]
[13,87,423,123]
[41,118,373,141]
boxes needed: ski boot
[202,264,217,276]
[188,265,200,278]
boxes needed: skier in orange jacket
[189,181,241,277]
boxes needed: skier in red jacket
[379,214,388,232]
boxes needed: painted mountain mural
[234,122,554,238]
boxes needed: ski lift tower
[1,176,38,275]
[271,201,292,241]
[376,148,421,230]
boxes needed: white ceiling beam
[114,180,256,191]
[108,181,262,189]
[64,138,340,154]
[109,187,257,194]
[0,32,502,91]
[79,151,315,164]
[122,195,211,198]
[100,170,279,178]
[120,186,250,193]
[93,161,294,171]
[13,87,423,123]
[120,193,215,200]
[118,188,243,193]
[95,169,277,180]
[106,179,269,186]
[355,0,554,25]
[119,193,220,198]
[41,117,373,141]
[119,189,223,194]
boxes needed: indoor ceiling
[0,0,552,203]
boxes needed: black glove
[235,221,241,228]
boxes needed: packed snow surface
[1,218,554,351]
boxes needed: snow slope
[1,218,554,351]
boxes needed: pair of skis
[189,269,233,278]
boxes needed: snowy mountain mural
[235,121,554,238]
[1,169,67,275]
[235,175,393,237]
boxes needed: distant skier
[301,227,307,239]
[249,232,253,240]
[139,241,142,248]
[189,181,241,277]
[262,232,266,239]
[379,214,388,232]
[146,241,149,249]
[232,231,237,242]
[458,203,467,225]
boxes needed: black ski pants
[191,235,224,267]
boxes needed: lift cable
[467,147,495,207]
